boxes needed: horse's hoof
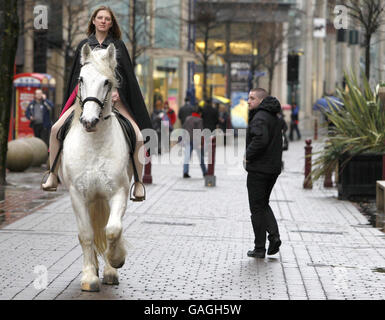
[102,274,119,285]
[108,258,125,269]
[81,280,100,292]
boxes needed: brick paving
[0,133,384,300]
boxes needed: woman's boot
[130,133,146,201]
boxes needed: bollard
[324,167,333,188]
[323,141,333,188]
[303,139,313,189]
[205,135,216,187]
[143,149,152,184]
[314,118,318,141]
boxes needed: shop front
[11,73,56,140]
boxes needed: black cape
[61,34,153,131]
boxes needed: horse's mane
[85,48,120,89]
[72,48,119,121]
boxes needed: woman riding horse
[42,5,152,201]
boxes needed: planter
[338,153,384,200]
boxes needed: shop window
[230,42,252,55]
[153,57,180,114]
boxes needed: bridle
[77,62,113,121]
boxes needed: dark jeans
[247,171,280,251]
[289,122,301,141]
[183,142,207,176]
[32,124,49,146]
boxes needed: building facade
[15,0,385,128]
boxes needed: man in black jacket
[202,99,219,132]
[178,97,193,126]
[245,88,283,259]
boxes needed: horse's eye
[104,80,109,86]
[79,77,83,83]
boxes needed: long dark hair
[87,6,122,40]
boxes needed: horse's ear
[106,44,117,70]
[81,43,92,65]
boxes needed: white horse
[60,43,131,292]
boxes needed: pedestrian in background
[244,88,283,259]
[278,110,289,171]
[202,99,219,133]
[178,97,193,126]
[289,103,301,141]
[164,100,176,131]
[25,89,53,146]
[218,104,229,146]
[151,99,169,154]
[182,106,207,179]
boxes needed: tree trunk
[0,0,19,185]
[365,34,371,80]
[203,60,208,102]
[202,26,209,102]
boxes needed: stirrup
[129,181,146,202]
[41,170,58,192]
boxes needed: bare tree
[188,2,226,102]
[19,1,89,93]
[344,0,385,80]
[190,0,294,98]
[248,0,297,94]
[116,0,151,69]
[0,0,19,184]
[261,22,288,94]
[54,0,89,93]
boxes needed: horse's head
[78,43,118,132]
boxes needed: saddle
[52,109,140,185]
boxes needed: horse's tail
[89,199,110,256]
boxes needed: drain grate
[142,221,196,227]
[307,263,357,269]
[291,230,344,235]
[172,189,206,193]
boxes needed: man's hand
[42,94,47,100]
[243,157,248,170]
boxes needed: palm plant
[311,73,385,182]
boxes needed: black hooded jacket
[245,96,283,175]
[61,34,152,131]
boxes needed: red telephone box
[11,73,56,141]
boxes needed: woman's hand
[111,90,120,103]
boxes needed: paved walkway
[0,133,384,300]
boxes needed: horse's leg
[102,255,119,285]
[70,187,100,292]
[105,188,128,269]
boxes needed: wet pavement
[0,167,65,229]
[0,133,384,300]
[353,201,385,233]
